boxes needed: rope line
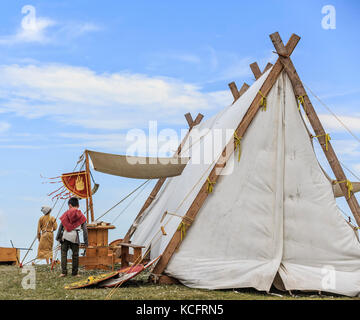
[303,82,360,146]
[111,180,151,224]
[95,180,151,221]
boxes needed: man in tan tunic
[37,206,57,265]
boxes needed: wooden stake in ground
[269,31,360,227]
[152,33,301,275]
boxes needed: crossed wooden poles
[125,32,360,278]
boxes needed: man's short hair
[68,197,79,208]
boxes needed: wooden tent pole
[85,150,95,222]
[250,62,262,80]
[269,32,360,227]
[123,113,204,243]
[152,33,301,275]
[86,197,89,222]
[228,82,250,104]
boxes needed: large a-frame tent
[124,32,360,296]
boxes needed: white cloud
[353,164,360,175]
[0,5,55,45]
[0,63,231,130]
[319,114,360,133]
[0,122,10,133]
[330,139,360,158]
[0,5,100,45]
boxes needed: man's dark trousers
[61,239,79,276]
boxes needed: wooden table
[78,224,116,270]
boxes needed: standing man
[37,206,58,265]
[56,197,88,277]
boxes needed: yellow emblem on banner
[75,176,85,191]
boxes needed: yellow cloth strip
[258,90,267,111]
[206,177,216,193]
[297,95,306,111]
[334,179,353,199]
[234,132,242,162]
[313,133,331,151]
[177,221,190,242]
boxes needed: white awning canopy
[87,150,189,179]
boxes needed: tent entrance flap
[87,150,190,179]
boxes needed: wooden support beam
[228,82,240,100]
[85,151,94,222]
[152,33,301,275]
[238,83,250,97]
[228,82,250,103]
[269,31,360,227]
[184,113,194,128]
[123,113,204,242]
[250,62,262,80]
[263,62,273,73]
[192,113,204,128]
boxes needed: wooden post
[269,31,360,227]
[228,82,240,101]
[263,62,273,73]
[238,83,250,97]
[85,150,95,222]
[152,33,301,275]
[85,197,89,222]
[123,113,204,242]
[228,82,250,104]
[250,62,262,80]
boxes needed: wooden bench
[0,247,20,265]
[112,243,145,268]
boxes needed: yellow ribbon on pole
[297,95,306,111]
[234,132,242,162]
[334,179,353,200]
[177,221,190,242]
[206,177,216,193]
[258,90,267,111]
[313,133,331,151]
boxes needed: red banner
[61,171,91,199]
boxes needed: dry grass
[0,264,357,300]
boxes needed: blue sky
[0,1,359,262]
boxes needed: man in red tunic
[56,197,88,277]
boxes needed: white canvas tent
[125,32,360,296]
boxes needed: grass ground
[0,264,358,300]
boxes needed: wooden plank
[121,246,129,267]
[152,33,301,275]
[238,83,250,98]
[184,113,193,128]
[123,113,204,242]
[192,113,204,127]
[250,62,262,80]
[229,82,250,104]
[269,31,360,226]
[0,247,19,265]
[118,243,145,248]
[263,62,273,73]
[228,82,240,100]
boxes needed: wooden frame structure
[147,32,360,277]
